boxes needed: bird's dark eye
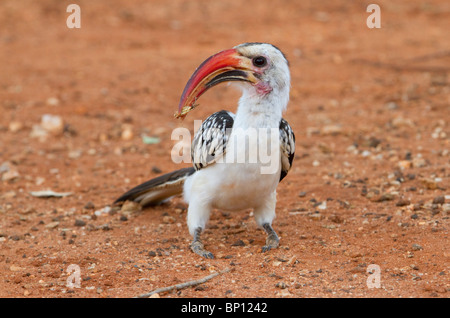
[252,56,267,67]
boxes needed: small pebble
[84,202,95,210]
[74,219,86,227]
[231,239,245,247]
[162,215,176,224]
[8,121,23,133]
[46,97,60,106]
[45,221,59,229]
[396,199,410,207]
[275,282,287,289]
[41,114,64,135]
[442,203,450,214]
[152,166,162,174]
[411,244,423,251]
[432,196,445,205]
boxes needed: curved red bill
[175,48,243,119]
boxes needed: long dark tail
[114,167,196,207]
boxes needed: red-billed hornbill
[115,43,295,259]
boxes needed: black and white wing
[191,110,235,170]
[191,112,294,182]
[279,118,295,182]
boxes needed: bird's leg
[253,192,279,252]
[190,227,214,259]
[261,223,279,252]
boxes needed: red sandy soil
[0,0,449,298]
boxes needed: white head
[176,42,291,118]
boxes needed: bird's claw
[261,223,279,253]
[191,238,214,259]
[261,237,279,253]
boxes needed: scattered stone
[46,97,60,106]
[385,102,399,110]
[391,116,414,128]
[320,125,343,136]
[84,202,95,210]
[361,150,371,157]
[8,121,23,133]
[74,219,86,227]
[398,160,412,169]
[99,223,112,231]
[68,149,82,159]
[1,191,16,199]
[10,235,21,241]
[141,134,160,145]
[30,124,48,140]
[151,166,162,174]
[412,157,427,168]
[442,203,450,214]
[420,178,438,190]
[317,143,332,154]
[41,114,64,135]
[275,282,287,289]
[329,214,343,223]
[308,212,323,221]
[432,196,445,205]
[396,199,411,207]
[317,201,327,210]
[2,169,20,182]
[162,215,176,224]
[298,191,307,198]
[35,176,45,186]
[411,244,423,251]
[9,265,24,272]
[346,144,358,154]
[372,192,396,202]
[231,239,246,247]
[121,124,134,141]
[45,221,59,229]
[275,289,292,297]
[94,206,113,216]
[0,161,11,174]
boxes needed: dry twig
[135,268,230,298]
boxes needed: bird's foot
[191,240,214,259]
[190,228,214,259]
[261,223,279,253]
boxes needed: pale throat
[233,83,288,129]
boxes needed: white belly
[185,162,280,211]
[184,128,282,211]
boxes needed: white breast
[184,125,281,211]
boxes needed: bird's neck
[234,88,289,129]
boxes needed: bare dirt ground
[0,0,449,298]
